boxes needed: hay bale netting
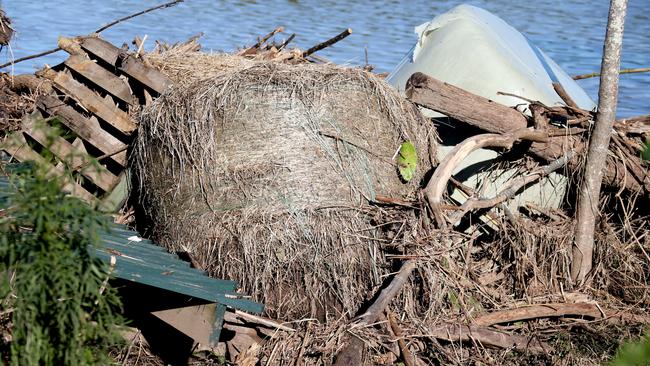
[133,57,435,319]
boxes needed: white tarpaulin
[388,4,595,223]
[388,4,596,114]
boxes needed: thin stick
[71,146,129,171]
[0,0,183,70]
[388,313,418,366]
[424,129,548,228]
[303,28,352,58]
[355,260,417,325]
[253,26,284,49]
[552,82,579,108]
[423,323,547,353]
[0,48,61,69]
[572,67,650,80]
[277,33,296,51]
[333,260,418,366]
[94,0,184,33]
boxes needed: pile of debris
[1,4,649,366]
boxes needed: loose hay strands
[130,39,650,366]
[133,53,436,320]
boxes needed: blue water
[1,0,648,117]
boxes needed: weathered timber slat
[64,55,136,106]
[79,37,119,64]
[43,71,137,134]
[405,72,528,134]
[37,95,128,166]
[22,117,119,192]
[81,37,172,94]
[1,133,96,203]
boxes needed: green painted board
[210,303,227,345]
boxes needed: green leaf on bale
[397,141,417,182]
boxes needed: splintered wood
[1,35,171,205]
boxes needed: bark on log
[7,74,52,94]
[572,0,629,283]
[473,302,603,326]
[406,72,528,134]
[426,323,547,353]
[405,72,648,194]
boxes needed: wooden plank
[37,94,128,166]
[151,303,221,346]
[79,37,119,65]
[22,116,119,192]
[43,70,137,134]
[1,133,97,203]
[119,56,172,95]
[210,304,227,346]
[65,55,136,106]
[81,37,172,94]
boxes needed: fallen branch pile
[0,7,648,364]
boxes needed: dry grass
[133,51,435,320]
[125,41,650,365]
[0,74,40,136]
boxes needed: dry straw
[133,51,436,319]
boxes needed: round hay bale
[133,57,435,319]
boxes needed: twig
[334,260,418,366]
[134,34,148,58]
[356,260,417,325]
[388,313,418,366]
[424,129,549,228]
[447,151,575,223]
[231,309,295,332]
[94,0,184,33]
[552,82,579,108]
[0,48,61,70]
[303,28,352,58]
[70,146,129,171]
[422,323,548,353]
[374,194,416,208]
[0,0,183,69]
[496,91,540,105]
[239,26,285,56]
[572,67,650,80]
[294,322,311,366]
[277,33,296,51]
[253,26,284,49]
[473,302,603,327]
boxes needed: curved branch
[424,129,548,228]
[447,151,575,224]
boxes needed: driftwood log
[406,72,649,194]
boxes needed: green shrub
[0,162,123,365]
[642,139,650,161]
[609,332,650,366]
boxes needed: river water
[1,0,648,117]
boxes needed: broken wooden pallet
[1,36,171,208]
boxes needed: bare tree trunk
[572,0,628,283]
